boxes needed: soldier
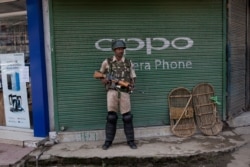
[99,39,137,150]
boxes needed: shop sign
[95,37,194,54]
[95,37,194,71]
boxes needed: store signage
[95,37,194,54]
[0,53,30,128]
[95,37,194,71]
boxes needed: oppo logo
[95,37,194,55]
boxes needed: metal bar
[0,11,26,18]
[0,0,16,3]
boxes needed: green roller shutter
[50,0,226,131]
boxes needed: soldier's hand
[128,84,134,92]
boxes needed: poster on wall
[0,53,30,128]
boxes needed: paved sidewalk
[0,126,249,166]
[26,128,247,166]
[227,126,250,167]
[0,143,34,167]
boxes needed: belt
[108,87,129,93]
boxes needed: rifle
[93,71,130,88]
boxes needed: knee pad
[122,112,133,123]
[107,112,118,123]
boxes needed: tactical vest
[107,57,131,83]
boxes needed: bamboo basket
[192,83,222,136]
[168,87,196,138]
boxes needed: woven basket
[170,107,194,119]
[192,83,223,136]
[168,87,196,138]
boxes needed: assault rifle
[93,71,130,88]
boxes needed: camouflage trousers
[107,89,131,114]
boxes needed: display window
[0,15,32,129]
[0,16,29,55]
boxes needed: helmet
[111,40,126,50]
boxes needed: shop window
[0,15,32,128]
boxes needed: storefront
[1,0,248,141]
[48,0,227,132]
[0,0,49,137]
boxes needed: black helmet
[111,40,126,50]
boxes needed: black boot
[102,112,118,150]
[122,112,137,149]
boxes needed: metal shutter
[228,0,247,118]
[50,0,225,131]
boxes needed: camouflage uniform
[100,56,136,114]
[100,51,137,150]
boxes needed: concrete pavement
[0,143,34,167]
[0,112,250,166]
[25,126,249,166]
[0,128,45,167]
[0,127,249,166]
[227,127,250,167]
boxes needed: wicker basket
[170,107,194,119]
[192,83,223,136]
[168,87,196,138]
